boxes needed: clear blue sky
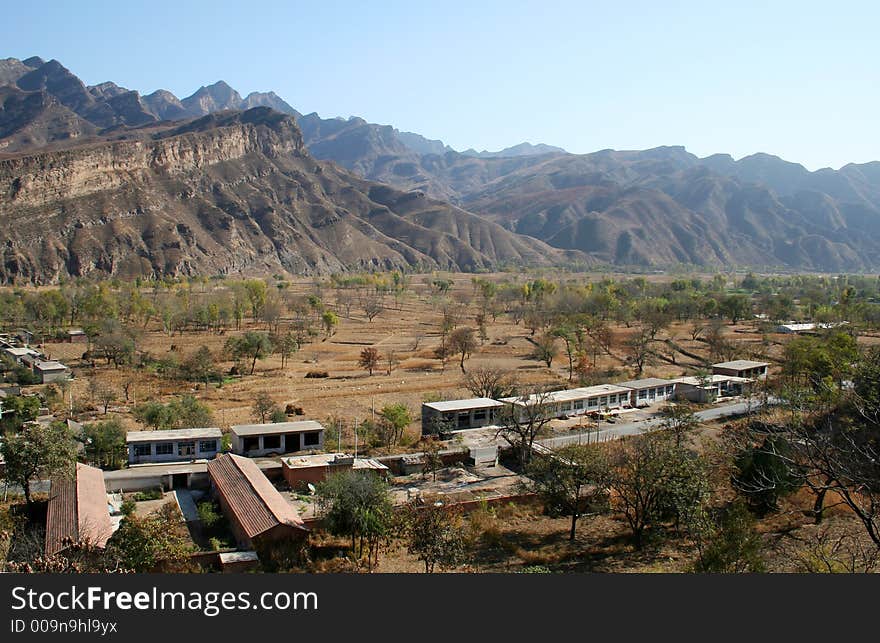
[5,1,877,169]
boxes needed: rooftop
[501,384,632,406]
[34,360,68,372]
[616,378,676,389]
[674,374,754,387]
[423,398,505,412]
[231,420,324,436]
[45,463,114,556]
[208,454,306,539]
[126,427,222,443]
[282,452,389,471]
[4,347,38,357]
[712,360,769,370]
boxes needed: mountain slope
[0,108,578,283]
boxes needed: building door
[284,433,300,452]
[172,473,188,489]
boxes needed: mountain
[0,108,577,283]
[241,91,300,117]
[461,142,567,158]
[180,80,243,116]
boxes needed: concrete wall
[231,430,324,457]
[128,438,220,464]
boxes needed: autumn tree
[399,501,468,573]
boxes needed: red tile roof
[45,463,113,555]
[208,454,306,540]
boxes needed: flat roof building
[33,360,70,384]
[617,378,677,407]
[230,420,324,457]
[45,463,114,556]
[501,384,633,420]
[712,360,769,380]
[208,453,307,548]
[282,452,389,489]
[673,374,754,403]
[421,397,505,434]
[127,428,222,465]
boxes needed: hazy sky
[5,1,877,170]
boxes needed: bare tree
[448,327,478,374]
[463,366,516,400]
[358,347,381,376]
[495,387,555,466]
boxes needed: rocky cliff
[0,108,577,283]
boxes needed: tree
[385,349,398,376]
[252,392,279,424]
[0,395,41,433]
[180,346,217,388]
[378,403,412,447]
[321,310,339,338]
[107,502,194,572]
[422,440,443,482]
[553,327,577,381]
[691,501,765,573]
[624,329,653,376]
[399,501,468,573]
[358,347,380,376]
[277,332,299,368]
[1,421,77,509]
[316,470,393,570]
[609,432,708,548]
[534,332,558,368]
[527,444,612,541]
[361,293,384,322]
[225,331,273,375]
[448,327,478,373]
[659,403,700,447]
[463,366,516,400]
[82,418,127,469]
[720,294,751,324]
[495,387,555,466]
[732,435,801,515]
[133,395,212,431]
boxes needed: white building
[617,378,677,407]
[127,428,223,464]
[230,420,325,457]
[421,398,505,434]
[501,384,633,421]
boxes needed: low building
[421,398,505,434]
[617,378,677,407]
[282,453,389,490]
[3,346,40,364]
[67,329,88,343]
[208,453,308,549]
[712,360,769,380]
[501,384,633,421]
[673,375,753,403]
[45,463,115,556]
[33,360,70,384]
[230,420,325,457]
[127,428,223,464]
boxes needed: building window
[303,432,320,446]
[243,436,260,452]
[561,402,572,412]
[155,442,173,456]
[587,398,598,408]
[598,396,607,407]
[199,440,217,453]
[666,386,674,395]
[473,409,487,421]
[133,444,151,457]
[639,390,648,399]
[263,435,281,450]
[574,400,584,410]
[609,394,617,404]
[178,441,195,457]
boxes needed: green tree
[732,435,802,515]
[692,501,765,573]
[252,392,280,424]
[82,418,127,469]
[399,501,468,573]
[1,421,77,509]
[106,503,194,572]
[449,327,478,374]
[321,311,339,338]
[378,403,412,447]
[316,470,393,570]
[181,346,217,387]
[225,331,273,375]
[527,444,612,541]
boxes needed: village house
[230,420,325,457]
[421,398,505,434]
[45,462,115,556]
[32,359,70,384]
[501,383,633,421]
[207,453,308,549]
[67,329,88,343]
[127,427,223,464]
[282,453,389,490]
[712,360,769,380]
[617,378,677,407]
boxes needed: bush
[121,500,137,516]
[305,371,329,378]
[133,488,163,502]
[197,501,222,529]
